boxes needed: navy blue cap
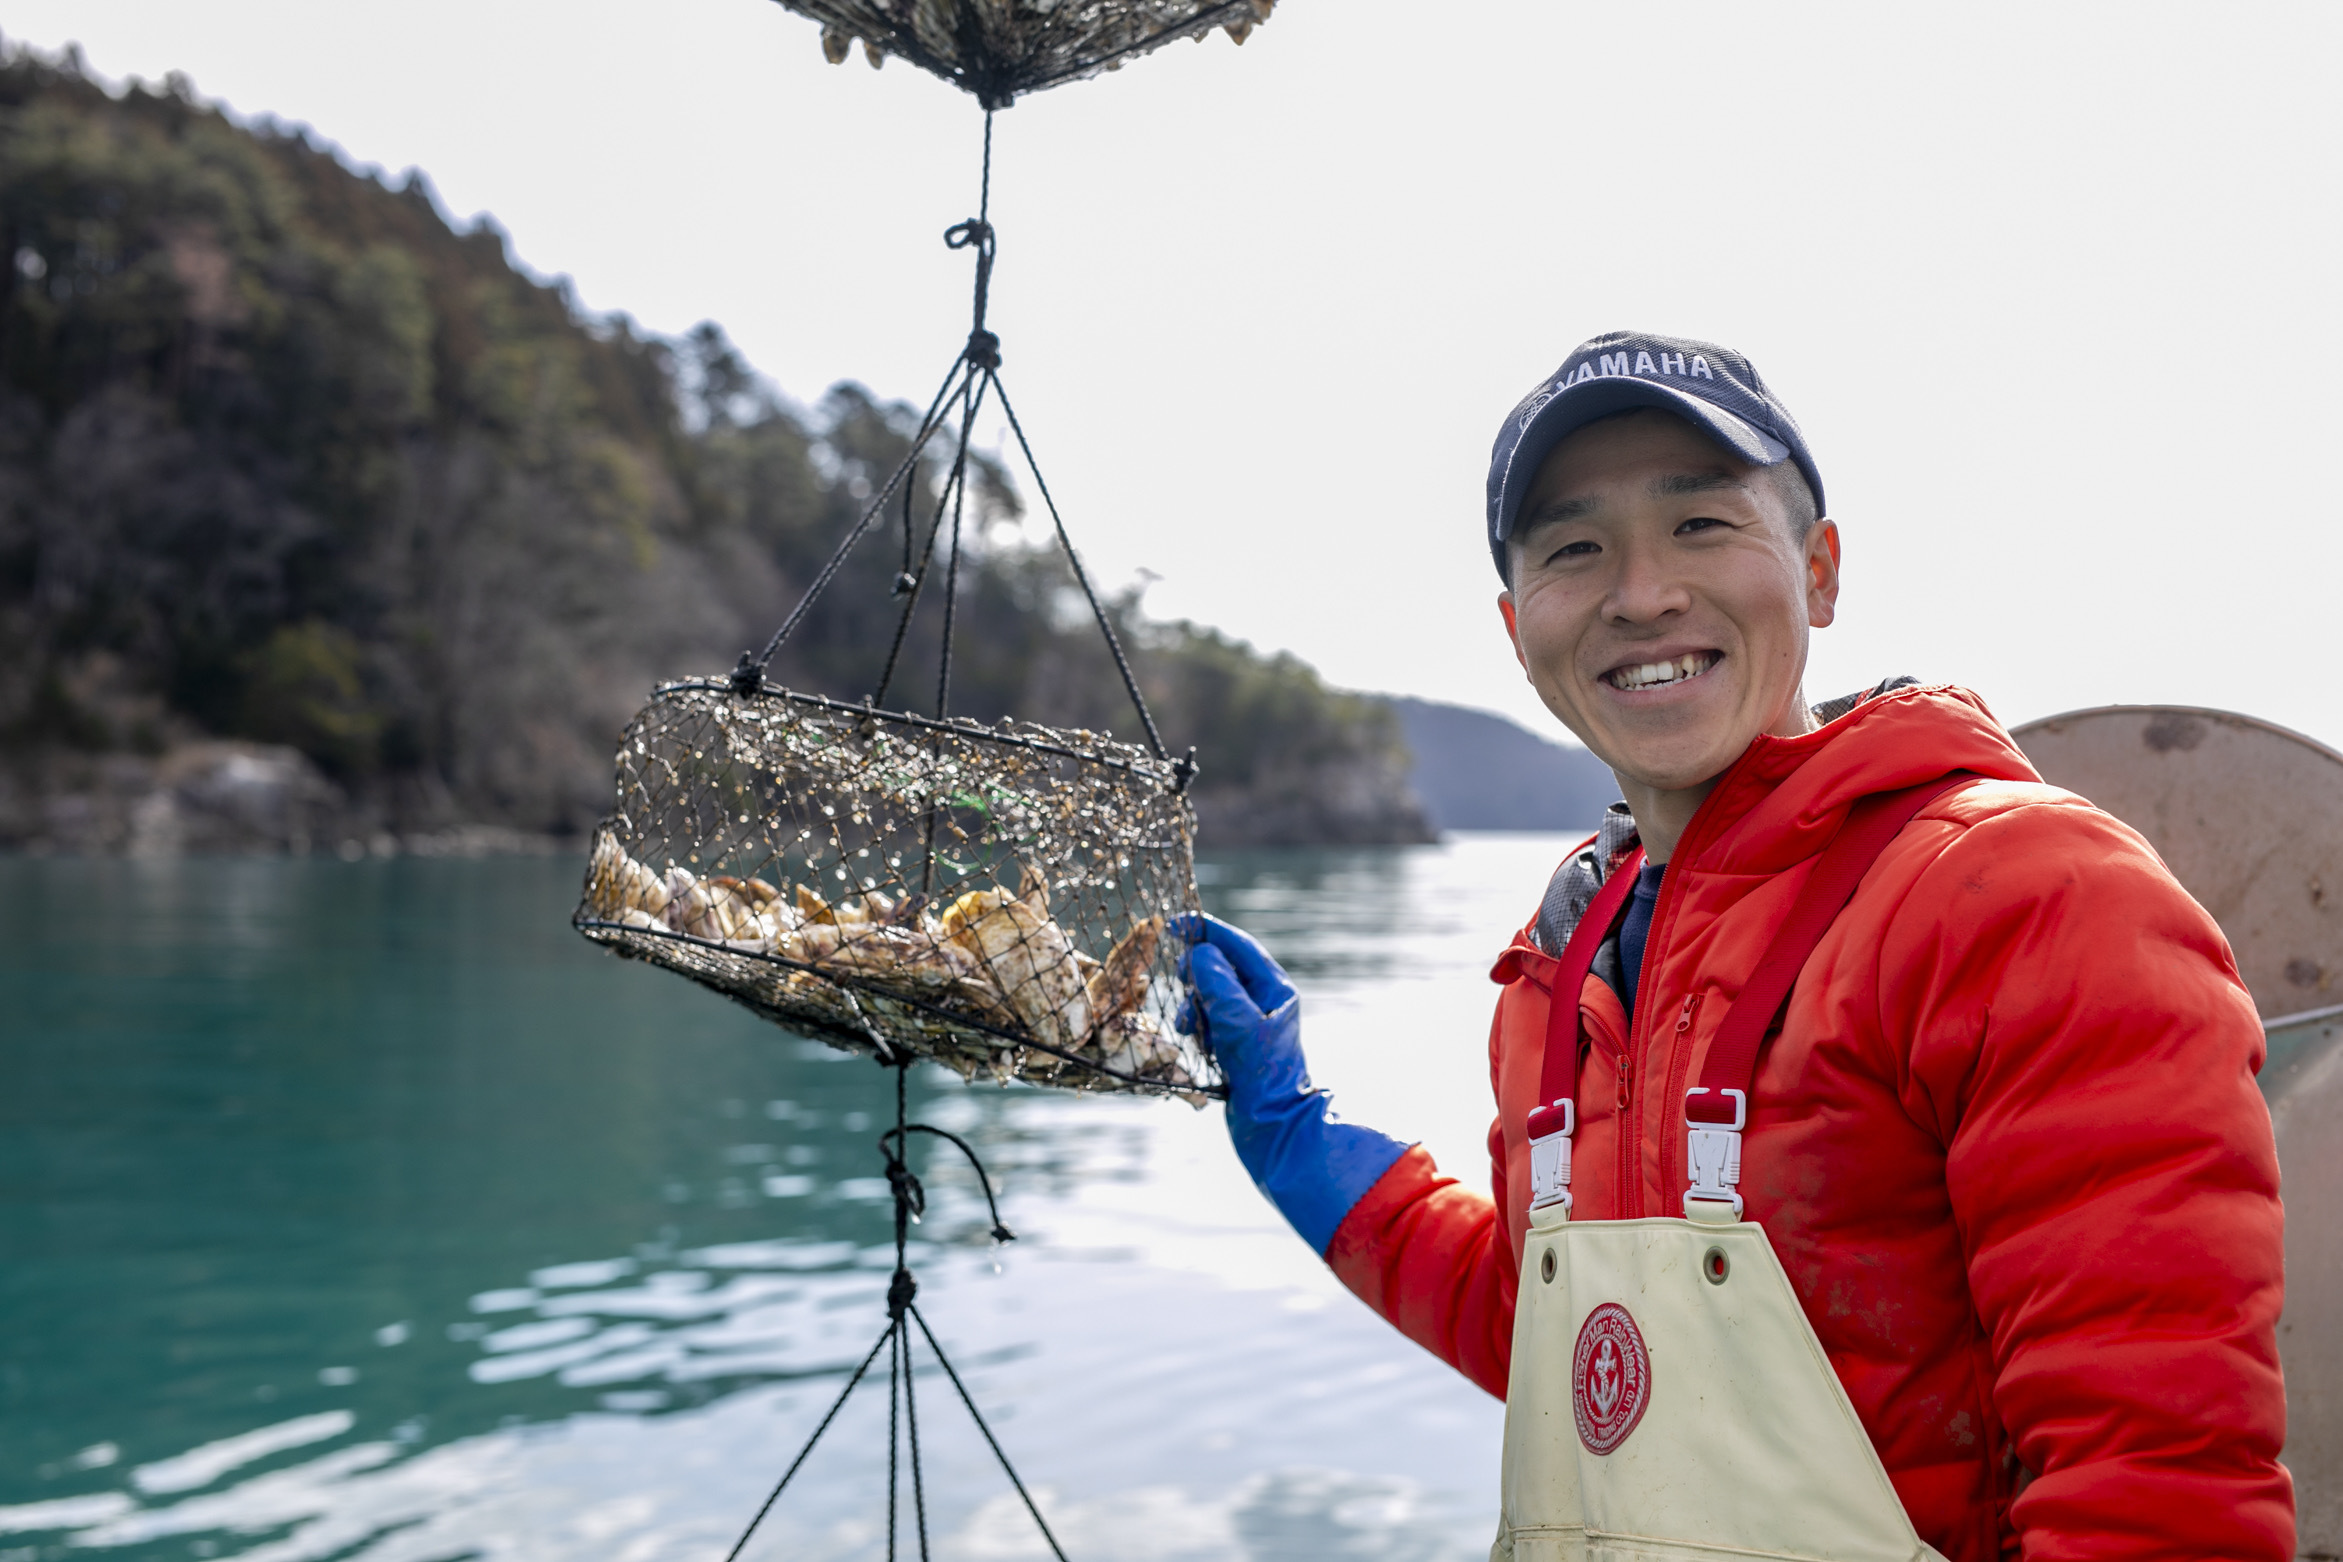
[1485,331,1824,579]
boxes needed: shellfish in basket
[581,829,1202,1099]
[572,680,1214,1100]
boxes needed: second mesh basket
[574,679,1216,1101]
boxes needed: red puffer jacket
[1324,684,2291,1561]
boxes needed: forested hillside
[1391,698,1618,832]
[0,47,1428,850]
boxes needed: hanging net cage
[576,683,1209,1099]
[569,6,1271,1101]
[777,0,1278,109]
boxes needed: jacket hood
[1684,682,2040,878]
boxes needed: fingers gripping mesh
[574,680,1217,1101]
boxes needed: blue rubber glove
[1175,914,1410,1254]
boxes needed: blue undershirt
[1618,861,1666,1022]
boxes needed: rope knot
[1172,746,1199,794]
[728,651,764,697]
[943,217,994,254]
[887,1265,918,1319]
[885,1156,926,1222]
[964,329,1002,371]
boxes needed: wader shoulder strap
[1681,773,1974,1218]
[1525,843,1643,1212]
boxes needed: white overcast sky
[15,1,2343,749]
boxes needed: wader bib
[1494,779,1965,1562]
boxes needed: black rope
[870,485,951,710]
[887,1323,903,1562]
[901,119,988,609]
[742,351,973,684]
[896,438,921,598]
[933,396,976,720]
[891,1125,1015,1243]
[885,1061,926,1562]
[910,1303,1070,1562]
[918,797,943,903]
[735,101,1176,788]
[992,380,1170,760]
[719,1321,895,1562]
[905,1322,932,1562]
[930,116,998,721]
[871,370,987,710]
[871,112,999,713]
[943,116,998,374]
[710,1048,1064,1562]
[877,367,990,721]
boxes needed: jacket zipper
[1630,997,1705,1208]
[1617,752,1771,1216]
[1616,999,1695,1106]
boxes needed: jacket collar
[1676,682,2039,878]
[1499,681,2038,981]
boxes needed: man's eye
[1544,540,1599,564]
[1676,516,1732,536]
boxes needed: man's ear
[1804,518,1841,630]
[1497,590,1531,674]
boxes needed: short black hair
[1769,460,1819,540]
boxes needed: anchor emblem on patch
[1572,1302,1652,1454]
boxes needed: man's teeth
[1609,653,1717,691]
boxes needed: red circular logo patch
[1572,1302,1652,1455]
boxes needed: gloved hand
[1176,914,1409,1255]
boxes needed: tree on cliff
[0,45,1426,847]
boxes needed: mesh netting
[573,678,1216,1102]
[777,0,1277,107]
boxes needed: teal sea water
[0,837,1576,1562]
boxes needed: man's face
[1497,410,1840,794]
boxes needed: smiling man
[1181,333,2293,1560]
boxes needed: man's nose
[1602,539,1691,624]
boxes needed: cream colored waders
[1496,780,1970,1562]
[1491,1200,1948,1562]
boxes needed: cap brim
[1492,378,1793,563]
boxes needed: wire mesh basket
[574,679,1216,1101]
[780,0,1278,108]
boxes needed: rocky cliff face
[0,741,566,857]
